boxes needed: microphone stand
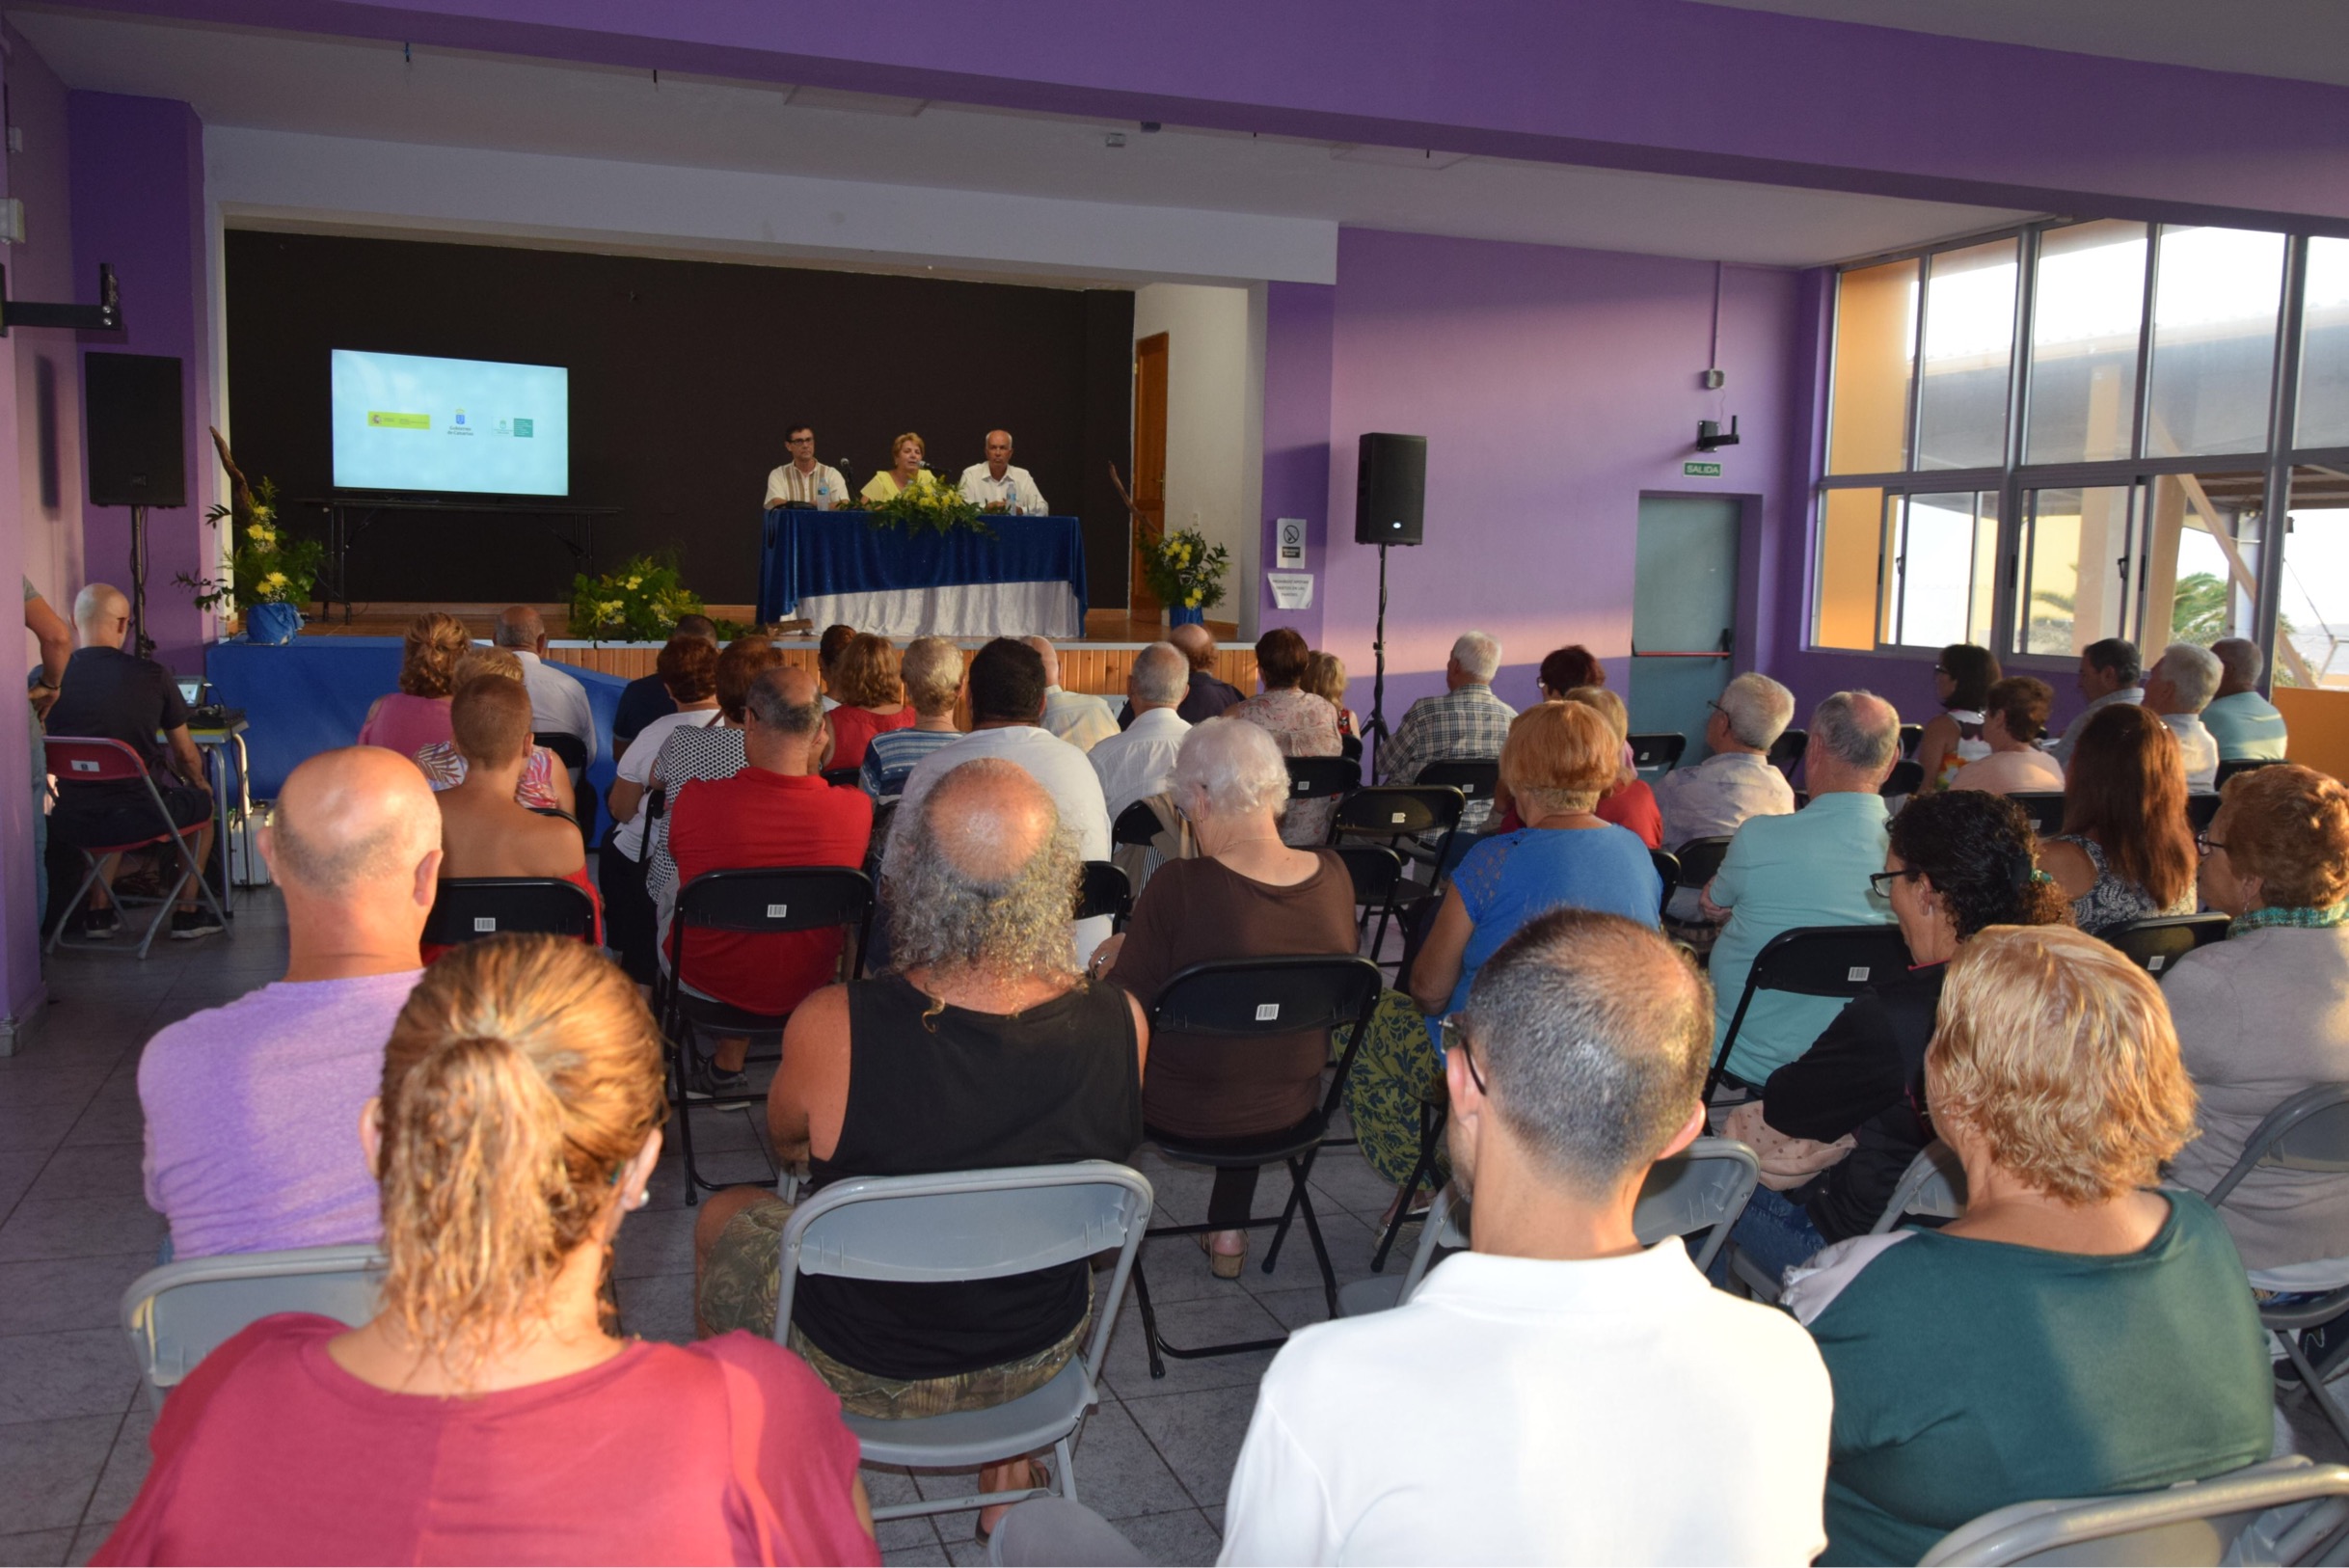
[1364,542,1390,777]
[836,457,854,506]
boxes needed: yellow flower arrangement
[1140,525,1230,613]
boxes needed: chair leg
[42,857,108,956]
[1263,1146,1324,1273]
[662,996,703,1206]
[1370,1121,1442,1273]
[2284,1330,2349,1454]
[1129,1256,1167,1380]
[1289,1160,1340,1318]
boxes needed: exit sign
[1684,461,1722,477]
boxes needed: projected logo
[366,412,429,429]
[449,407,472,437]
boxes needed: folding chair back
[1111,798,1163,848]
[2187,792,2225,833]
[1881,758,1925,798]
[1871,1141,1967,1233]
[1670,834,1735,891]
[1899,722,1924,758]
[1333,843,1403,909]
[122,1244,383,1407]
[533,731,589,774]
[1768,727,1808,774]
[1148,954,1385,1042]
[820,766,862,790]
[1711,923,1910,1094]
[2103,912,2230,976]
[1283,755,1360,808]
[1074,860,1132,927]
[1629,733,1688,773]
[1417,759,1499,811]
[671,865,874,937]
[2008,791,2068,836]
[45,736,152,786]
[2216,757,2289,789]
[1648,850,1680,919]
[2204,1083,2349,1208]
[421,877,600,947]
[1330,785,1465,843]
[1916,1455,2349,1567]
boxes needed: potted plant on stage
[570,554,711,643]
[1140,524,1229,626]
[178,429,322,645]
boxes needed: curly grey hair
[882,762,1081,981]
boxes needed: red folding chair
[44,737,228,960]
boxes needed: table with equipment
[757,508,1088,637]
[300,497,621,624]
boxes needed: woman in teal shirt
[1785,925,2272,1566]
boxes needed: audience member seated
[136,748,438,1259]
[1916,641,1999,790]
[2144,639,2224,791]
[1533,643,1605,702]
[412,647,577,818]
[1087,640,1192,822]
[425,677,598,964]
[642,636,785,944]
[2038,703,2198,936]
[1097,719,1358,1278]
[1301,651,1360,759]
[1024,635,1118,753]
[817,621,855,712]
[1230,628,1345,847]
[1376,632,1517,835]
[611,612,715,760]
[2202,635,2289,763]
[1567,686,1661,849]
[1785,926,2273,1567]
[2164,764,2349,1280]
[355,608,469,758]
[1721,791,2069,1283]
[665,666,874,1102]
[1221,910,1832,1566]
[1118,621,1243,727]
[893,638,1114,961]
[823,633,916,770]
[859,635,963,805]
[102,936,878,1565]
[1654,670,1796,862]
[693,761,1146,1539]
[47,582,220,942]
[2049,635,2144,767]
[602,635,722,983]
[1947,675,2065,796]
[1704,692,1902,1088]
[495,605,597,776]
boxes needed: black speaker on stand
[1354,432,1426,775]
[85,352,185,660]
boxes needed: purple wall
[69,92,212,674]
[1257,281,1334,650]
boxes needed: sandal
[1200,1230,1248,1280]
[974,1458,1051,1546]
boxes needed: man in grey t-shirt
[138,748,442,1258]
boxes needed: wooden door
[1131,333,1169,617]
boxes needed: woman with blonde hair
[1300,651,1360,759]
[858,432,938,504]
[823,634,914,771]
[95,936,878,1565]
[357,609,472,757]
[1785,926,2272,1566]
[1568,685,1662,849]
[411,645,577,817]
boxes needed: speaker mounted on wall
[1354,432,1426,546]
[85,352,185,509]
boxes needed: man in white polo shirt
[957,429,1049,515]
[1219,907,1831,1567]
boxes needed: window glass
[2143,472,2264,650]
[1827,260,1917,475]
[1886,492,1997,648]
[2017,486,2137,658]
[2146,226,2285,459]
[1914,242,2016,471]
[2025,221,2146,464]
[2279,471,2349,688]
[2295,237,2349,450]
[1813,488,1885,649]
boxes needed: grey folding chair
[1336,1138,1761,1317]
[1916,1454,2349,1566]
[2103,911,2230,976]
[122,1244,384,1409]
[986,1497,1147,1567]
[771,1161,1153,1523]
[1872,1140,1968,1233]
[2203,1082,2349,1452]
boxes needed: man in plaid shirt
[1376,631,1516,826]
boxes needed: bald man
[1117,621,1245,730]
[1023,635,1119,752]
[957,430,1048,515]
[46,582,220,940]
[494,604,597,771]
[138,747,441,1257]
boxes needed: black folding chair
[534,730,589,775]
[1111,798,1163,848]
[661,866,874,1201]
[1662,836,1735,933]
[1416,759,1499,820]
[1768,727,1808,780]
[2188,792,2225,833]
[421,877,600,950]
[1328,785,1467,963]
[820,766,863,790]
[1648,849,1681,921]
[1880,758,1924,798]
[1283,754,1361,819]
[1898,722,1923,758]
[1628,733,1688,774]
[2102,911,2229,975]
[2008,791,2068,836]
[1075,859,1132,930]
[43,736,231,960]
[1330,844,1405,957]
[1128,955,1384,1377]
[1708,923,1912,1097]
[2216,757,2289,788]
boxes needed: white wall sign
[1275,517,1308,568]
[1266,571,1314,609]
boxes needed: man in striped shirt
[861,635,965,804]
[763,422,847,509]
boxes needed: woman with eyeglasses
[1913,642,1999,791]
[2163,764,2349,1285]
[1716,790,2070,1285]
[2038,702,2198,935]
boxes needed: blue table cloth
[758,508,1088,629]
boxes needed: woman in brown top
[1099,716,1361,1278]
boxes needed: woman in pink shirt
[97,936,878,1567]
[355,610,471,758]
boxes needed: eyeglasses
[1868,868,1924,895]
[2196,831,2228,859]
[1440,1016,1487,1095]
[786,435,815,445]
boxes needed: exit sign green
[1685,461,1722,476]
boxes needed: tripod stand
[1363,543,1393,776]
[126,504,155,658]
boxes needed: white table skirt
[796,581,1081,639]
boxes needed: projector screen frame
[328,346,573,500]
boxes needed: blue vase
[1169,605,1205,627]
[247,601,303,645]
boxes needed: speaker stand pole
[1364,542,1391,777]
[127,503,154,659]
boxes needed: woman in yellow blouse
[859,432,940,504]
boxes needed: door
[1131,333,1169,618]
[1630,497,1741,764]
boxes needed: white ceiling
[1690,0,2349,89]
[4,7,2038,272]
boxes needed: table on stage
[758,508,1088,638]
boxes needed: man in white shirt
[2048,636,2143,768]
[2201,636,2289,762]
[1219,907,1832,1567]
[1089,641,1191,820]
[763,422,847,510]
[1022,635,1119,753]
[1656,671,1797,850]
[494,606,597,772]
[2144,640,2223,792]
[958,429,1048,515]
[891,637,1113,960]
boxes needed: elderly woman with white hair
[1097,717,1360,1278]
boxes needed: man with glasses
[762,422,846,510]
[2048,636,2142,768]
[1220,908,1831,1565]
[1656,671,1796,881]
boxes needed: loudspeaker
[85,352,185,508]
[1354,432,1425,546]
